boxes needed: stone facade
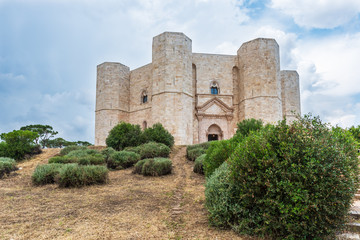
[95,32,301,146]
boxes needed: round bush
[0,157,17,178]
[106,122,143,150]
[57,164,108,188]
[32,163,63,185]
[77,154,105,165]
[107,151,141,169]
[123,146,141,155]
[133,158,172,176]
[186,142,211,157]
[138,142,170,159]
[143,123,174,147]
[206,116,360,239]
[193,154,206,174]
[186,147,205,161]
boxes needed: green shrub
[193,154,206,174]
[133,159,147,174]
[138,142,170,159]
[186,147,206,161]
[205,162,238,228]
[32,163,63,185]
[66,149,99,157]
[0,130,40,160]
[143,123,174,147]
[107,151,140,169]
[133,158,172,176]
[123,146,141,154]
[101,147,116,162]
[0,157,17,178]
[59,145,87,156]
[77,155,105,165]
[236,118,263,137]
[106,122,143,150]
[186,142,211,154]
[206,115,360,239]
[48,156,77,164]
[57,164,108,188]
[203,140,234,178]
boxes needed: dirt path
[0,147,243,240]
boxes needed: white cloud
[270,0,360,29]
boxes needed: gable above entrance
[196,97,233,120]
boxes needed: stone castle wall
[95,32,301,146]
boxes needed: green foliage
[0,130,40,160]
[107,151,140,169]
[48,156,78,164]
[123,146,141,154]
[50,149,105,165]
[106,122,143,150]
[20,124,58,148]
[186,147,206,161]
[32,163,63,185]
[236,118,263,137]
[0,157,17,178]
[203,139,235,178]
[138,142,170,159]
[59,145,87,156]
[193,154,206,174]
[186,142,211,153]
[57,164,108,188]
[205,162,238,228]
[46,138,68,148]
[206,115,360,239]
[101,147,116,162]
[133,158,172,176]
[348,125,360,145]
[143,123,175,147]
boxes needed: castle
[95,32,301,146]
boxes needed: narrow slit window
[211,86,218,95]
[141,91,148,104]
[210,81,219,95]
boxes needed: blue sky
[1,0,360,143]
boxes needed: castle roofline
[97,62,129,68]
[193,52,237,58]
[153,31,192,42]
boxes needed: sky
[1,0,360,143]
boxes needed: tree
[0,130,39,160]
[20,124,58,148]
[106,122,143,150]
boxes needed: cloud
[270,0,360,29]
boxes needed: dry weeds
[0,147,246,240]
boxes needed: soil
[0,147,246,240]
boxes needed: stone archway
[206,124,223,141]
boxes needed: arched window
[141,91,148,104]
[210,81,219,95]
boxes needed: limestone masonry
[95,32,301,146]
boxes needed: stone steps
[337,190,360,239]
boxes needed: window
[141,91,148,104]
[211,86,218,95]
[210,81,219,95]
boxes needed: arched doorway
[207,124,222,142]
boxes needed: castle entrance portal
[207,124,222,142]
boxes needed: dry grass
[0,147,247,240]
